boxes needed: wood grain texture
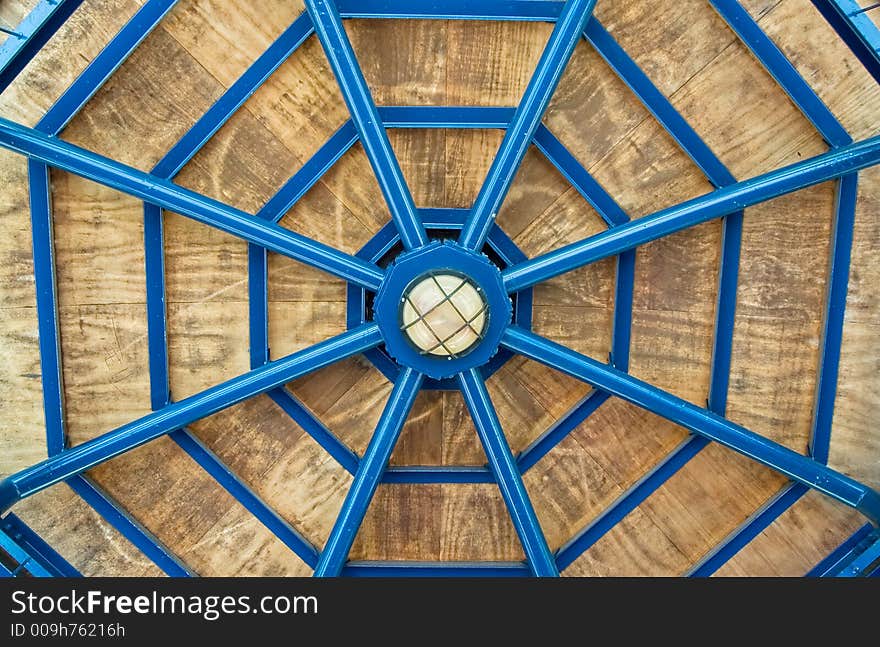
[1,0,878,575]
[13,484,163,577]
[714,490,866,576]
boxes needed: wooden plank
[351,484,442,560]
[59,303,152,445]
[0,305,46,477]
[749,0,880,141]
[391,390,444,466]
[829,158,880,489]
[439,483,523,561]
[0,0,143,126]
[14,484,163,577]
[715,489,866,576]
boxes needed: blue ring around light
[347,208,533,388]
[372,241,513,380]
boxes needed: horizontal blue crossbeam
[503,134,880,293]
[502,326,880,523]
[0,325,382,513]
[343,561,531,576]
[336,0,563,21]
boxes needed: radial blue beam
[458,0,597,250]
[502,134,880,293]
[305,0,427,250]
[501,326,880,524]
[314,367,424,577]
[0,324,383,514]
[458,368,558,576]
[0,116,384,291]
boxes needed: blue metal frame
[809,0,880,85]
[0,0,86,94]
[0,0,878,577]
[0,513,79,577]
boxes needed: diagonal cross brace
[502,134,880,293]
[0,117,384,291]
[0,324,383,514]
[501,326,880,524]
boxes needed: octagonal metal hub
[373,241,512,380]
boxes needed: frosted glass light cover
[400,273,487,357]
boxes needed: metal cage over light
[0,0,879,577]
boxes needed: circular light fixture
[400,273,488,357]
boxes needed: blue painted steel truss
[0,0,878,578]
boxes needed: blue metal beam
[810,0,880,85]
[459,0,598,250]
[811,173,859,464]
[0,0,85,94]
[378,105,514,129]
[170,429,320,567]
[336,0,563,21]
[67,475,193,577]
[343,560,531,576]
[687,482,807,576]
[305,0,427,250]
[807,523,876,576]
[0,513,80,577]
[501,326,880,523]
[314,367,423,576]
[502,134,880,293]
[556,435,710,571]
[38,0,178,136]
[710,0,852,147]
[0,117,385,291]
[459,368,558,576]
[0,324,382,513]
[27,161,66,456]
